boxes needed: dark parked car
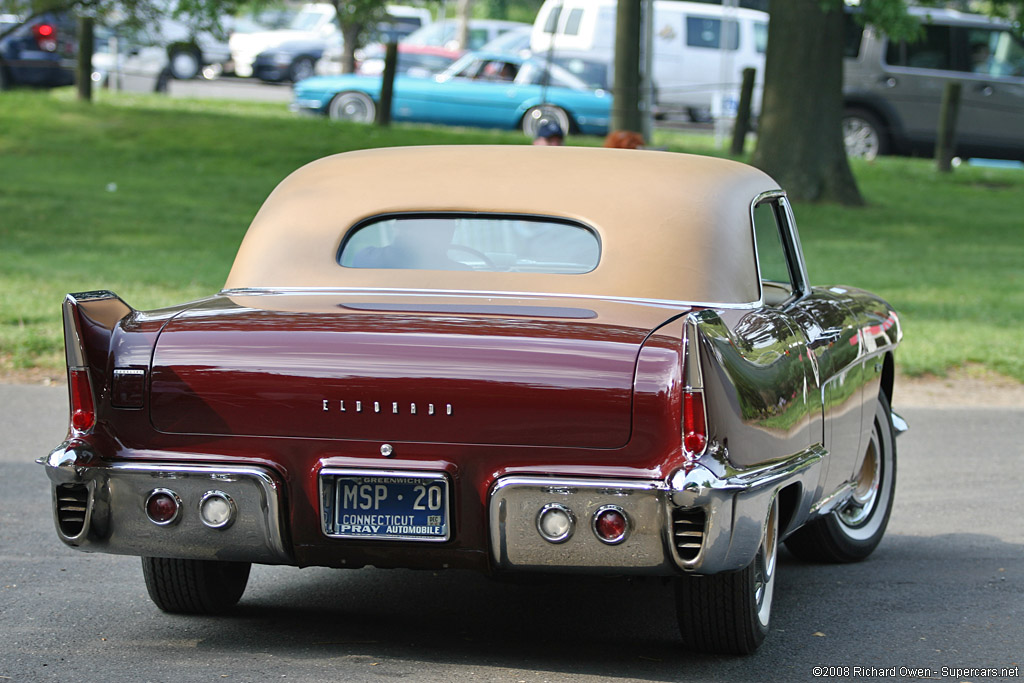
[0,12,76,89]
[41,146,904,655]
[844,7,1024,161]
[253,37,325,82]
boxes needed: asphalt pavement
[1,383,1021,682]
[168,76,293,103]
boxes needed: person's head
[603,130,645,149]
[533,121,565,146]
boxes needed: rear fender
[62,291,133,436]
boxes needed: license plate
[320,469,450,542]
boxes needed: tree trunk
[612,0,642,133]
[456,0,474,50]
[340,22,363,74]
[750,0,863,205]
[76,16,93,102]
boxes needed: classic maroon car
[41,146,904,654]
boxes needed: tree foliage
[0,0,246,35]
[752,0,1023,204]
[325,0,389,74]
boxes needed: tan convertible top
[225,145,780,305]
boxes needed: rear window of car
[339,214,601,274]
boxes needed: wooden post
[76,16,94,102]
[376,41,398,127]
[935,81,962,173]
[730,67,756,156]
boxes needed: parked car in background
[230,8,298,36]
[232,3,431,79]
[92,25,170,92]
[402,18,529,51]
[255,10,435,83]
[355,43,461,77]
[293,50,611,136]
[41,145,904,655]
[120,1,235,80]
[252,37,328,82]
[478,24,533,57]
[532,0,767,121]
[843,6,1024,161]
[231,2,337,77]
[0,12,76,89]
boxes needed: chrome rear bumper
[489,445,824,575]
[39,441,291,564]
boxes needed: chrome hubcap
[839,433,881,527]
[526,106,569,137]
[843,117,880,160]
[753,502,777,626]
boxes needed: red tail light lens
[69,368,96,434]
[146,489,181,525]
[33,23,58,51]
[683,390,707,457]
[593,506,629,544]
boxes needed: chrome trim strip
[827,346,901,387]
[683,314,704,390]
[748,190,811,306]
[218,287,762,311]
[810,481,856,516]
[672,444,826,500]
[62,295,86,369]
[891,411,909,436]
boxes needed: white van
[531,0,767,120]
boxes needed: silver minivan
[843,7,1024,161]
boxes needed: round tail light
[593,506,629,544]
[199,491,236,529]
[536,503,575,543]
[145,489,181,526]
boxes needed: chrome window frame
[749,190,810,308]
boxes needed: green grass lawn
[2,89,1022,382]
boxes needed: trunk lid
[149,294,682,448]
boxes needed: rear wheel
[169,47,202,80]
[142,557,251,614]
[289,56,315,83]
[785,393,897,563]
[842,108,889,160]
[521,104,570,138]
[675,498,778,655]
[328,91,376,123]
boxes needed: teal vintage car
[292,51,611,137]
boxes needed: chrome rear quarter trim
[39,445,290,564]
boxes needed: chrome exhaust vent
[672,508,705,561]
[56,483,89,537]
